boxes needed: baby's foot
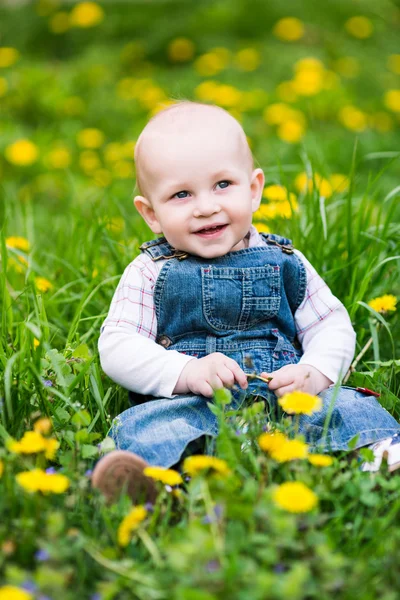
[360,433,400,473]
[91,450,157,504]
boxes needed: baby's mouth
[195,224,227,234]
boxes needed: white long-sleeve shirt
[99,226,356,398]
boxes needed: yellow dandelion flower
[43,438,60,460]
[194,49,229,76]
[143,466,183,486]
[277,120,305,143]
[253,222,269,234]
[388,54,400,75]
[0,77,8,97]
[292,69,324,96]
[273,17,304,42]
[34,277,53,293]
[308,454,334,467]
[345,16,373,39]
[167,37,195,62]
[234,48,261,71]
[5,139,39,166]
[104,142,124,163]
[212,84,243,108]
[117,506,147,547]
[79,150,101,173]
[33,417,52,435]
[138,85,168,111]
[279,391,322,416]
[334,56,360,78]
[263,184,296,203]
[46,146,71,169]
[258,431,287,453]
[294,172,333,197]
[329,173,349,193]
[70,2,104,28]
[8,431,47,455]
[6,236,30,252]
[368,294,397,313]
[112,160,133,179]
[194,80,220,102]
[254,200,297,220]
[314,175,333,198]
[33,338,40,349]
[0,586,33,600]
[77,128,105,149]
[16,469,70,494]
[183,455,231,477]
[338,105,367,132]
[0,459,3,478]
[49,11,70,34]
[294,57,323,72]
[273,481,318,513]
[263,103,296,125]
[384,90,400,113]
[0,47,20,68]
[270,438,309,462]
[294,172,311,193]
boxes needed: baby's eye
[173,190,189,199]
[216,180,231,190]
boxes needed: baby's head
[134,101,264,259]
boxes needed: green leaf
[213,387,232,406]
[82,444,99,459]
[55,407,70,424]
[72,343,91,360]
[71,410,91,428]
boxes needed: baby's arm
[261,250,356,397]
[98,256,195,398]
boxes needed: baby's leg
[298,386,400,454]
[92,394,218,503]
[109,394,218,468]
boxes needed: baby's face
[134,109,264,259]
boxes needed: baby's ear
[133,196,163,234]
[250,168,265,212]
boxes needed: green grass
[0,1,400,598]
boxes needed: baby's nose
[193,194,221,217]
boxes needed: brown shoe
[91,450,157,505]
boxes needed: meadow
[0,0,400,598]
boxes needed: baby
[92,101,400,503]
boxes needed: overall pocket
[201,265,281,331]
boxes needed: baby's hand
[173,353,248,398]
[260,364,332,398]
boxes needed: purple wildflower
[144,502,154,512]
[43,379,53,387]
[21,581,37,593]
[35,548,50,561]
[274,563,286,574]
[205,559,220,573]
[85,469,93,477]
[46,467,57,474]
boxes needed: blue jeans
[109,386,400,468]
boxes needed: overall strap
[139,236,189,262]
[259,232,294,254]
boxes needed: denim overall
[109,233,400,468]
